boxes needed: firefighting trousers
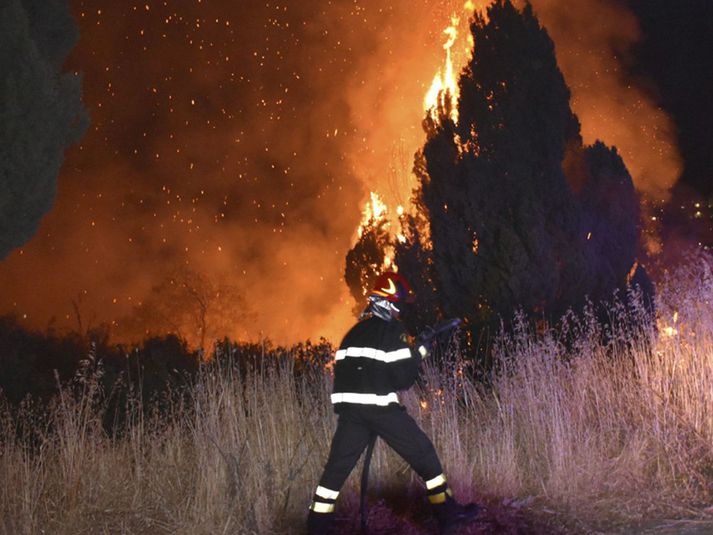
[317,405,443,493]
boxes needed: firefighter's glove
[416,327,437,359]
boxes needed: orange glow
[658,310,680,338]
[661,325,679,338]
[384,250,396,270]
[0,0,684,348]
[355,6,478,276]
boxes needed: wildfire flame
[358,191,388,237]
[424,14,461,123]
[357,191,397,270]
[354,9,477,273]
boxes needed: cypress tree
[393,203,439,332]
[579,142,640,302]
[412,0,643,335]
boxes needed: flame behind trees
[345,7,470,317]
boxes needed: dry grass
[1,256,713,534]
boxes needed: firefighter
[307,271,481,534]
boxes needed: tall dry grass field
[1,256,712,533]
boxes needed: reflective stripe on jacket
[331,315,421,411]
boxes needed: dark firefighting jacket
[331,315,422,412]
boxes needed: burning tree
[344,193,394,317]
[0,0,87,259]
[405,0,646,336]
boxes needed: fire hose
[359,318,462,534]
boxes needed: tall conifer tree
[411,0,643,333]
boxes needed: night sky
[629,0,712,200]
[0,0,709,346]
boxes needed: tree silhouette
[119,268,252,353]
[410,0,643,336]
[393,201,439,332]
[0,0,88,259]
[578,142,640,302]
[339,1,646,342]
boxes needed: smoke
[342,0,683,206]
[0,0,681,345]
[525,0,682,202]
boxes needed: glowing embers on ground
[659,310,679,338]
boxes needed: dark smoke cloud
[0,0,682,344]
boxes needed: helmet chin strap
[365,296,400,321]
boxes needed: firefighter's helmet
[370,271,415,304]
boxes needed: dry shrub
[1,255,713,533]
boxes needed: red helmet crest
[370,271,415,303]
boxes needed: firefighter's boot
[306,509,334,535]
[306,485,338,535]
[426,474,481,534]
[432,496,481,533]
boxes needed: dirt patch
[329,493,567,534]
